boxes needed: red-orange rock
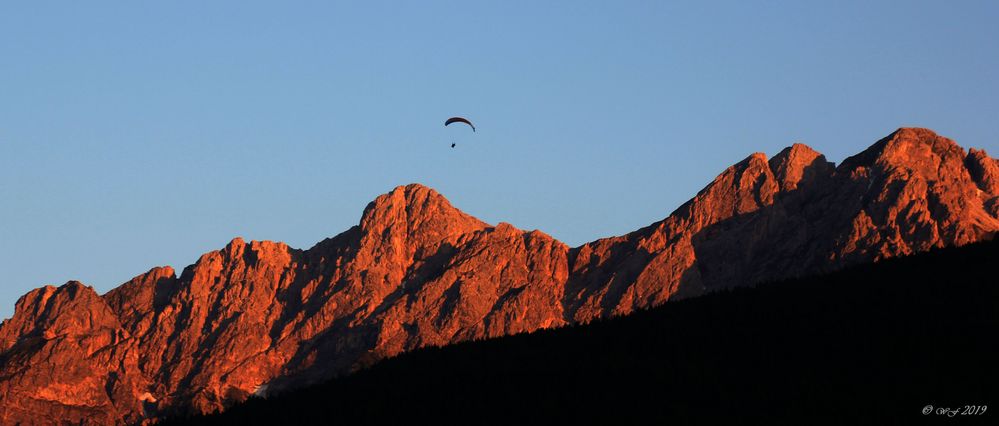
[0,282,146,425]
[1,129,996,424]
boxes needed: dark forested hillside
[165,239,999,425]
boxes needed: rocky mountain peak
[103,266,177,332]
[681,151,779,225]
[0,281,119,349]
[360,184,487,235]
[356,184,489,262]
[839,127,966,178]
[768,143,834,191]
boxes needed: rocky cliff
[1,128,996,424]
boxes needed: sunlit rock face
[1,128,996,424]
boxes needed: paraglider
[444,117,475,132]
[445,117,475,148]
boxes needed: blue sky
[2,1,998,318]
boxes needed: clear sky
[2,1,998,319]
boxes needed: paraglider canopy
[444,117,475,132]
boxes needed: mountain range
[1,127,997,424]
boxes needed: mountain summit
[1,128,996,424]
